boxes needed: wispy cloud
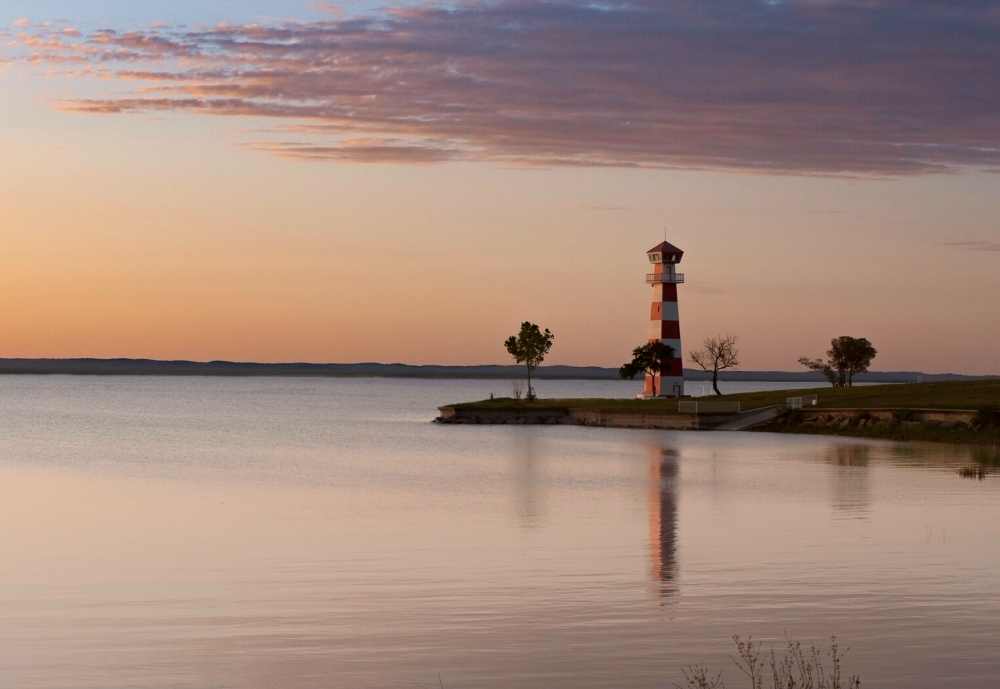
[247,139,464,163]
[10,1,1000,174]
[310,2,345,18]
[945,240,1000,253]
[585,204,630,213]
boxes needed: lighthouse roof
[647,240,684,257]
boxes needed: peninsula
[437,380,1000,445]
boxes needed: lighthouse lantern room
[644,241,685,398]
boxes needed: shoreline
[0,358,993,382]
[766,402,1000,446]
[759,409,1000,446]
[437,381,1000,446]
[437,404,1000,446]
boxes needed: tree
[504,322,554,401]
[798,356,842,387]
[799,336,877,388]
[689,335,740,396]
[832,336,878,387]
[619,341,675,397]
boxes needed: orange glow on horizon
[2,69,999,374]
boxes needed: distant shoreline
[0,358,994,382]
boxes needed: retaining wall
[436,406,701,429]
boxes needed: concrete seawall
[437,406,733,430]
[436,405,992,443]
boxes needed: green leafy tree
[504,322,554,401]
[798,356,842,387]
[689,335,740,396]
[832,336,878,387]
[619,341,676,397]
[800,336,877,388]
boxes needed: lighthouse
[644,241,685,397]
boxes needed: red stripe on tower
[643,240,685,397]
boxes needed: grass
[436,636,860,689]
[447,380,1000,414]
[721,379,1000,411]
[679,636,860,689]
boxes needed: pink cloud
[311,2,345,18]
[11,1,1000,175]
[247,139,464,163]
[944,240,1000,254]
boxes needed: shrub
[973,406,1000,428]
[959,465,987,480]
[678,636,861,689]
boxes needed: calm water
[1,376,998,689]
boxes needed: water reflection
[964,444,1000,479]
[827,444,872,518]
[4,375,1000,689]
[877,440,1000,480]
[648,446,678,600]
[511,429,545,528]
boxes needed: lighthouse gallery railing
[645,272,685,284]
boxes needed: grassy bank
[444,380,1000,444]
[451,380,1000,413]
[727,380,1000,445]
[721,379,1000,411]
[761,412,1000,445]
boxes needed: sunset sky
[3,1,999,373]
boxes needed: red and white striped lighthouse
[644,241,685,398]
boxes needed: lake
[1,376,998,688]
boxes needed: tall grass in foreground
[678,636,860,689]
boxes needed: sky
[2,0,999,373]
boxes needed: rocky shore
[761,407,999,444]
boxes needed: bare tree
[690,335,740,396]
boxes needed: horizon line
[0,357,995,379]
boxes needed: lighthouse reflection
[647,445,679,600]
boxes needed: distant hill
[0,358,994,383]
